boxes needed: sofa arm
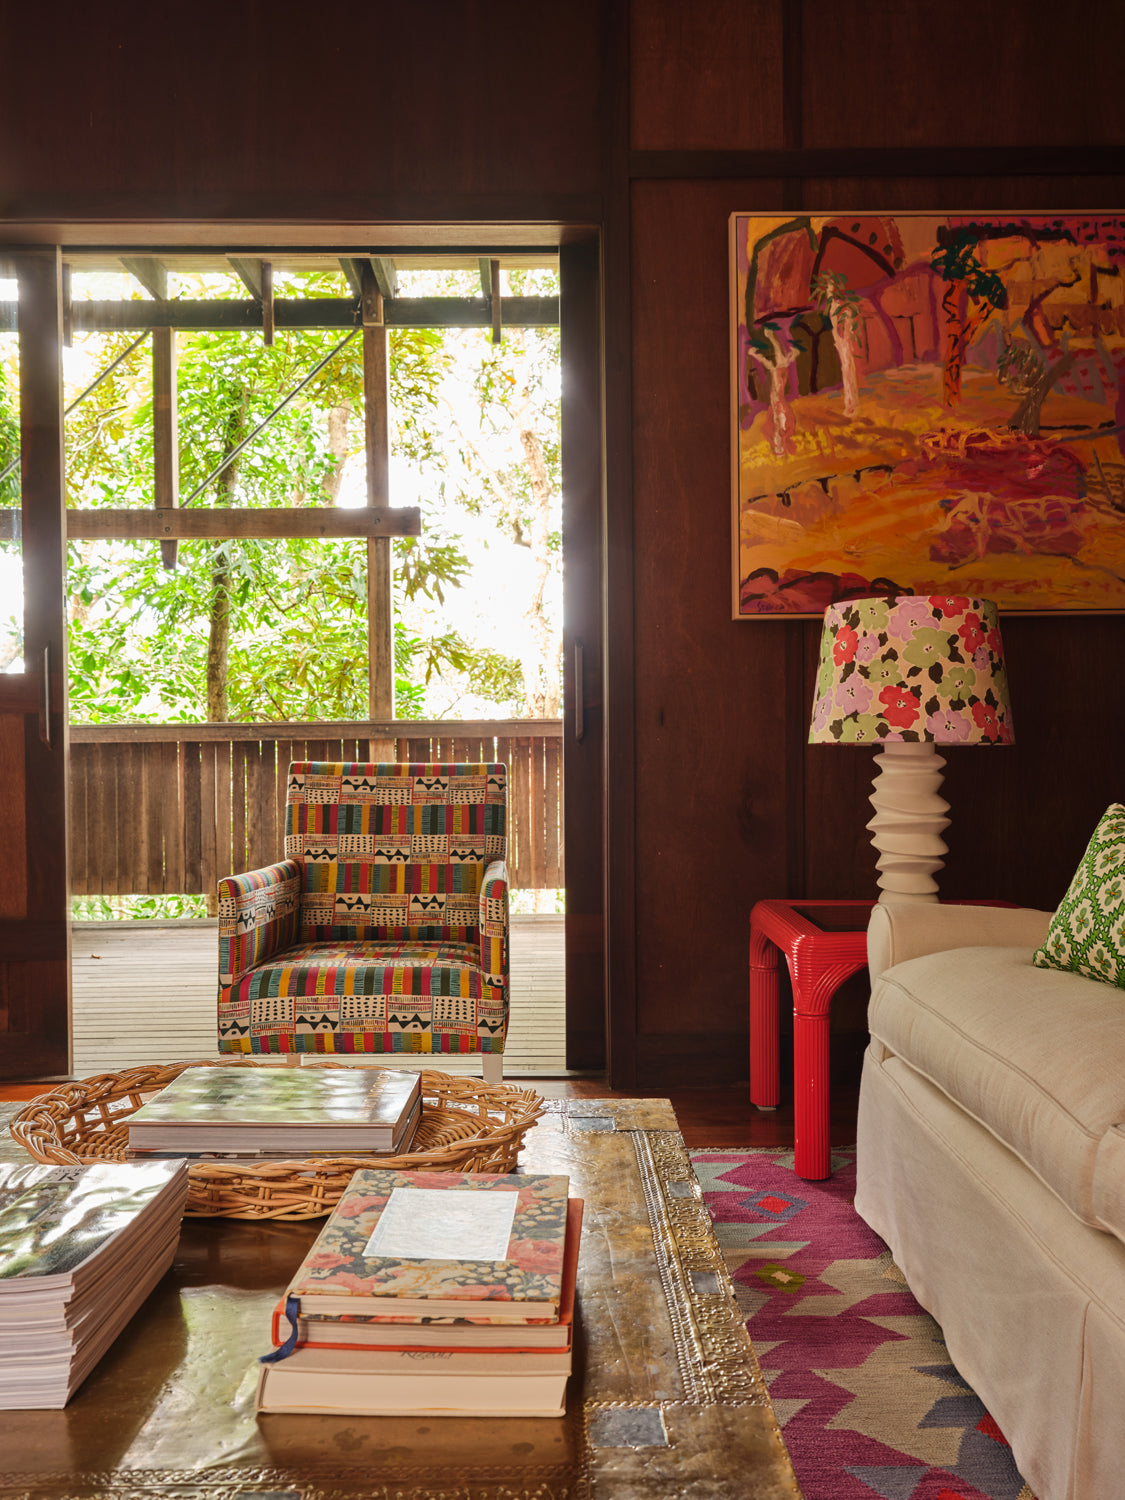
[867,902,1054,982]
[218,859,301,986]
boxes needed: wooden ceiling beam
[344,256,399,302]
[228,256,274,345]
[371,257,398,300]
[120,255,169,300]
[228,256,264,298]
[338,257,365,298]
[0,506,421,543]
[0,296,558,333]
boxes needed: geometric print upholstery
[217,762,509,1059]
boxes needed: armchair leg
[481,1051,504,1085]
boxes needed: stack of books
[0,1158,190,1408]
[255,1167,581,1417]
[126,1065,422,1158]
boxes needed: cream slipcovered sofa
[855,902,1125,1500]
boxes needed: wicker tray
[8,1060,545,1221]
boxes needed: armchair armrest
[867,902,1054,983]
[479,857,510,981]
[218,859,301,986]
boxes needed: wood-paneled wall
[3,0,1124,1087]
[625,0,1125,1085]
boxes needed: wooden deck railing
[68,720,564,896]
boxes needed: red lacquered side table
[749,898,875,1181]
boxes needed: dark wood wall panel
[630,178,793,1068]
[5,1,1125,1087]
[625,5,1125,1086]
[939,614,1125,911]
[630,0,785,150]
[0,1,605,215]
[801,0,1125,150]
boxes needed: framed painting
[729,212,1125,617]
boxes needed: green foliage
[3,266,552,723]
[55,270,534,723]
[71,893,209,920]
[931,233,1008,311]
[0,335,21,507]
[810,271,862,335]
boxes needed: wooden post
[8,246,72,1076]
[362,264,395,763]
[153,326,179,568]
[260,260,274,347]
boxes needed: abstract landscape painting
[729,212,1125,616]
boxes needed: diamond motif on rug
[738,1188,809,1223]
[691,1148,1038,1500]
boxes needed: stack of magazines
[0,1159,190,1408]
[256,1167,581,1418]
[125,1066,422,1158]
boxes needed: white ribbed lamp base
[867,741,951,904]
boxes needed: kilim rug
[691,1147,1038,1500]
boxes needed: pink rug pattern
[690,1147,1037,1500]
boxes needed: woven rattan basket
[9,1059,545,1221]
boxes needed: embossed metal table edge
[1,1100,802,1500]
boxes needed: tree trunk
[763,327,799,457]
[943,287,993,406]
[1009,348,1078,438]
[837,331,858,417]
[321,404,350,502]
[206,542,231,721]
[519,424,562,718]
[205,398,247,720]
[824,295,860,417]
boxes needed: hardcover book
[283,1168,571,1321]
[126,1065,421,1152]
[272,1197,583,1352]
[255,1344,570,1417]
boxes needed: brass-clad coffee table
[1,1098,800,1500]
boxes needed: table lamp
[808,594,1013,903]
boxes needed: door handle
[39,644,52,748]
[574,640,584,742]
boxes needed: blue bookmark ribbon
[259,1294,301,1363]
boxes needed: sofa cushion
[869,944,1125,1245]
[1032,802,1125,989]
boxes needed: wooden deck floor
[70,914,571,1078]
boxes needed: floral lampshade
[809,595,1014,747]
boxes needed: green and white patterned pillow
[1033,803,1125,988]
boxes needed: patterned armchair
[217,762,509,1080]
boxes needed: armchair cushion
[221,937,503,1056]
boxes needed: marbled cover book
[287,1169,570,1315]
